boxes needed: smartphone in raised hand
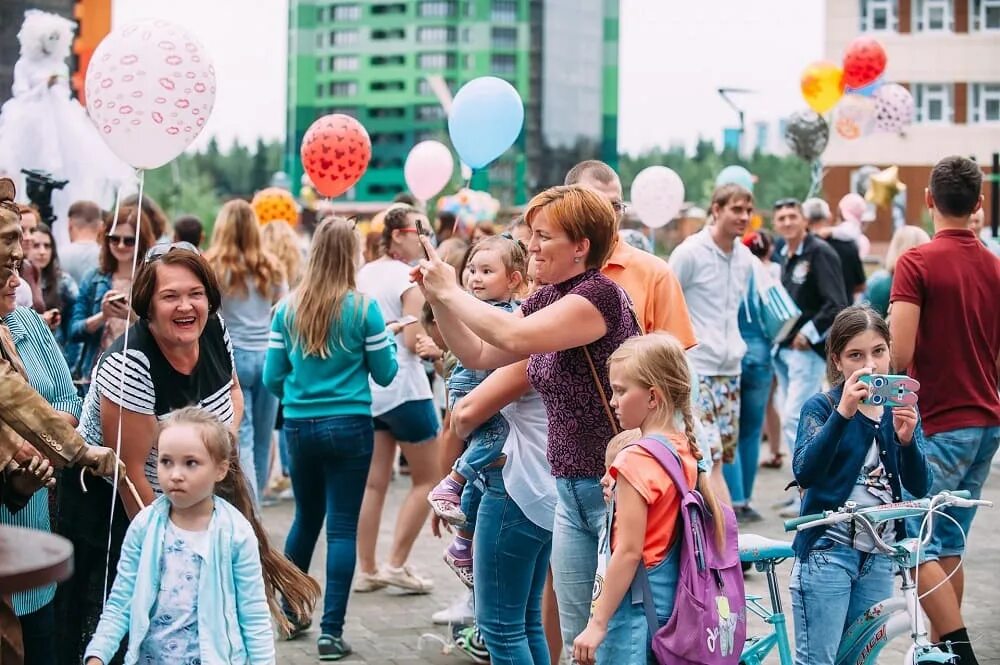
[414,218,431,260]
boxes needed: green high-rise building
[285,0,619,205]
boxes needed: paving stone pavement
[265,456,1000,664]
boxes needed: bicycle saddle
[738,533,795,563]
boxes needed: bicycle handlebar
[782,490,986,533]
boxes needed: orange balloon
[801,61,845,114]
[251,188,299,226]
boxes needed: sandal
[427,478,468,527]
[760,451,785,469]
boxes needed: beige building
[823,0,999,242]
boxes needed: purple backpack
[632,437,746,664]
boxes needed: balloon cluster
[437,188,500,233]
[793,36,914,156]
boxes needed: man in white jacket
[668,184,755,504]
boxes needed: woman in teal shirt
[0,278,82,665]
[864,225,930,318]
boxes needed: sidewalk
[266,458,1000,663]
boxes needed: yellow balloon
[865,166,907,209]
[801,61,845,114]
[251,188,299,226]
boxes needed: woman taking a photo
[355,205,440,594]
[263,217,399,660]
[69,207,156,394]
[205,200,288,499]
[416,185,640,657]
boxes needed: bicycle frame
[740,559,793,665]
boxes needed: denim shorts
[372,398,440,443]
[904,425,1000,560]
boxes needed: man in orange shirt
[564,160,696,348]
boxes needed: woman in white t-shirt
[355,205,440,593]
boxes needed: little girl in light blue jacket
[85,407,320,665]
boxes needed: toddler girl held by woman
[85,407,320,665]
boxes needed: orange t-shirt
[602,241,698,348]
[610,434,699,567]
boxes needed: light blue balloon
[846,77,884,98]
[715,165,754,193]
[448,77,524,170]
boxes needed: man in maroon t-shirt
[890,156,1000,665]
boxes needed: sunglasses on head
[107,234,137,247]
[144,241,200,263]
[773,198,801,211]
[611,201,629,214]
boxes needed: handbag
[752,262,801,344]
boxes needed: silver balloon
[853,165,880,196]
[784,110,830,162]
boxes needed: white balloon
[85,19,216,170]
[630,166,685,229]
[404,140,454,201]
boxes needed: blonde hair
[287,217,363,358]
[524,185,616,269]
[158,407,320,635]
[260,220,304,288]
[885,225,931,273]
[607,332,726,547]
[205,200,285,298]
[605,428,642,469]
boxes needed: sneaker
[428,478,468,526]
[444,546,474,589]
[317,634,352,661]
[454,625,490,663]
[380,564,434,594]
[269,476,291,494]
[778,494,802,519]
[352,569,387,592]
[736,506,764,525]
[278,486,294,501]
[432,590,475,625]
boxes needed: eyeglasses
[611,201,629,215]
[144,241,200,263]
[773,198,801,211]
[107,234,137,247]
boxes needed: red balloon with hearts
[842,37,887,89]
[300,114,372,198]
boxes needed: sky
[112,0,825,155]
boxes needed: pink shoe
[428,477,467,527]
[444,542,474,589]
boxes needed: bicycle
[736,490,993,665]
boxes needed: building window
[418,53,457,69]
[372,3,408,14]
[372,28,406,40]
[465,1,477,17]
[330,29,359,46]
[971,0,1000,29]
[491,0,518,22]
[315,83,324,98]
[417,77,455,95]
[491,26,518,49]
[915,0,954,30]
[317,7,326,21]
[316,58,325,73]
[329,81,358,97]
[859,0,898,31]
[416,104,447,121]
[464,53,476,69]
[372,55,406,66]
[418,1,456,17]
[371,132,406,145]
[370,81,406,92]
[332,4,361,21]
[418,26,456,43]
[316,32,325,49]
[491,54,517,76]
[324,106,358,117]
[331,55,360,71]
[914,83,953,123]
[969,83,1000,122]
[370,107,406,119]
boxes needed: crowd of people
[0,154,995,665]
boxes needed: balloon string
[807,160,825,199]
[101,167,145,609]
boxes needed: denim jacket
[84,495,275,665]
[69,267,112,381]
[791,385,933,557]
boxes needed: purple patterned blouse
[521,269,641,478]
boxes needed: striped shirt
[78,314,235,489]
[0,306,83,615]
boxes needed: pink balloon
[85,19,216,170]
[404,141,455,201]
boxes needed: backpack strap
[631,561,660,641]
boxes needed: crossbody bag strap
[582,344,620,435]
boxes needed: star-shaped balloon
[865,166,906,209]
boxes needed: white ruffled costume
[0,10,131,248]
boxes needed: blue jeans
[474,467,552,665]
[773,347,826,454]
[234,347,280,500]
[551,477,606,656]
[598,545,680,664]
[904,425,1000,560]
[451,388,510,533]
[789,539,894,665]
[282,415,374,637]
[725,337,774,505]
